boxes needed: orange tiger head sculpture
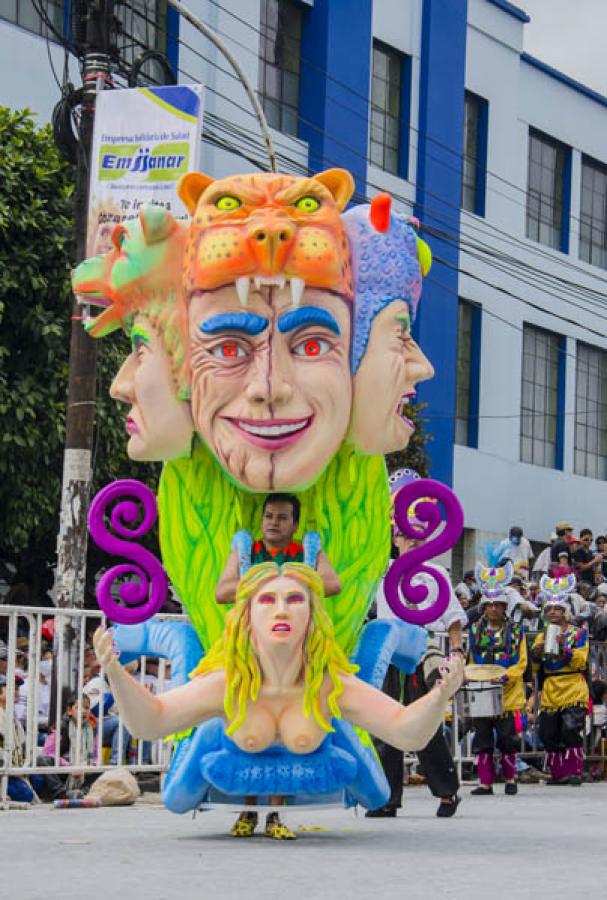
[177,168,355,305]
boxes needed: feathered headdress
[475,541,513,605]
[539,573,576,609]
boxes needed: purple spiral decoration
[87,479,168,625]
[384,479,464,626]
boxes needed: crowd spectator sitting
[0,621,174,803]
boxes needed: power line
[198,104,607,347]
[126,1,607,298]
[34,4,607,365]
[203,0,607,235]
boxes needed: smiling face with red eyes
[249,575,311,654]
[189,284,352,491]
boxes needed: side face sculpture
[178,169,355,492]
[72,205,193,462]
[110,315,193,461]
[350,300,434,454]
[344,201,434,455]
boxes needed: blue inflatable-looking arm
[113,620,203,687]
[353,619,427,689]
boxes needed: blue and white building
[3,0,607,574]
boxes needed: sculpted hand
[93,625,121,674]
[434,654,464,699]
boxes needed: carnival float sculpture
[74,167,465,819]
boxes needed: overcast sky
[522,0,607,95]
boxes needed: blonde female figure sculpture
[94,563,463,837]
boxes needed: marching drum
[458,664,505,718]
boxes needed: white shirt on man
[499,536,534,573]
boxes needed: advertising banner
[87,84,204,256]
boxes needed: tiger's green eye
[295,196,321,213]
[215,195,241,211]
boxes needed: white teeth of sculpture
[235,276,250,306]
[239,420,308,437]
[290,276,305,307]
[253,276,286,289]
[235,275,305,307]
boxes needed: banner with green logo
[87,85,204,256]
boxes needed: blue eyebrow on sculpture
[277,306,341,335]
[199,312,269,335]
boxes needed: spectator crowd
[0,628,170,803]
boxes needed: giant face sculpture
[110,315,193,462]
[249,573,312,657]
[177,168,355,491]
[344,198,434,455]
[72,205,192,461]
[189,284,351,491]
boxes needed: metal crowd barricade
[2,609,606,806]
[0,605,187,808]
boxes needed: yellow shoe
[230,812,258,837]
[265,813,297,840]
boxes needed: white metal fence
[0,605,184,807]
[1,607,606,806]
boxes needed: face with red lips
[349,301,434,454]
[189,284,351,491]
[110,315,193,461]
[249,575,311,654]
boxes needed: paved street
[1,783,604,900]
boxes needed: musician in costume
[531,574,589,786]
[468,560,527,796]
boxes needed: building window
[1,0,64,38]
[114,0,169,73]
[526,129,570,252]
[580,156,607,270]
[455,301,481,448]
[574,343,607,480]
[462,92,488,216]
[370,41,410,178]
[258,0,303,138]
[520,325,562,469]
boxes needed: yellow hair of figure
[192,562,358,735]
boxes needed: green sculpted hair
[130,292,189,399]
[191,561,358,735]
[157,441,391,655]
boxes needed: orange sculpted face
[178,169,355,303]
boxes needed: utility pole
[54,2,114,683]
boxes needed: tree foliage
[0,108,158,592]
